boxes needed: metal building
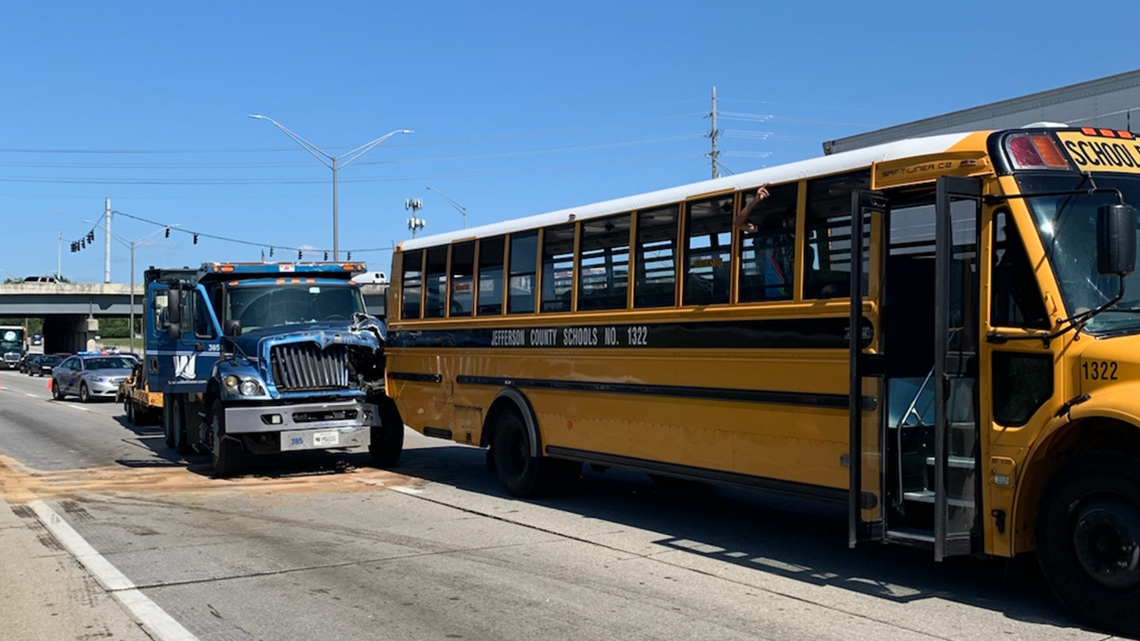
[823,70,1140,155]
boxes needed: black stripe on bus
[423,426,453,440]
[545,446,858,506]
[389,372,443,383]
[388,316,869,351]
[452,374,873,411]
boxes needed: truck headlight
[239,380,262,396]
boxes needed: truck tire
[172,397,193,455]
[209,400,241,478]
[125,399,136,425]
[1037,451,1140,636]
[368,399,403,468]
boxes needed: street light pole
[248,114,413,261]
[426,186,468,229]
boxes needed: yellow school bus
[385,126,1140,634]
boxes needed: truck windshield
[1017,173,1140,335]
[0,328,24,351]
[225,283,364,333]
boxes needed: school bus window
[401,249,424,320]
[738,183,798,302]
[579,213,631,311]
[541,224,575,313]
[804,170,870,299]
[450,241,475,317]
[992,211,1050,329]
[634,205,679,308]
[508,231,538,314]
[683,195,734,306]
[477,236,505,316]
[424,246,448,318]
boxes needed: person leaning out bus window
[733,184,801,299]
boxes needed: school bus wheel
[1036,451,1140,635]
[491,409,554,497]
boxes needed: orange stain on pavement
[0,454,418,506]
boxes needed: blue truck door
[151,283,221,394]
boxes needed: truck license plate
[312,431,339,447]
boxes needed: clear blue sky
[1,1,1135,284]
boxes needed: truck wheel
[125,399,136,425]
[209,400,241,479]
[368,400,403,468]
[1037,451,1140,636]
[172,398,192,455]
[491,408,556,498]
[51,379,65,401]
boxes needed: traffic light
[87,231,94,243]
[269,247,274,257]
[298,250,303,260]
[80,239,86,249]
[324,251,328,261]
[193,234,198,245]
[346,252,352,260]
[164,227,170,238]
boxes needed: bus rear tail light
[1007,134,1070,170]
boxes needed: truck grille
[270,343,351,391]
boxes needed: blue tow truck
[146,262,403,477]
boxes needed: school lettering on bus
[1057,130,1140,174]
[489,325,651,348]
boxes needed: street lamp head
[248,114,267,120]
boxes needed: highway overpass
[0,281,389,353]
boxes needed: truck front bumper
[224,399,380,436]
[225,399,380,453]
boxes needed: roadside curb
[0,494,156,641]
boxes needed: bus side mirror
[1097,204,1137,276]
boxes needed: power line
[107,209,394,257]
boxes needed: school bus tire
[1036,451,1140,636]
[491,408,556,498]
[369,399,404,468]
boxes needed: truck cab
[146,262,402,477]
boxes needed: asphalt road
[0,369,1125,640]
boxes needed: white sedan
[52,354,135,403]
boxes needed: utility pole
[56,230,62,280]
[104,198,112,284]
[709,86,720,179]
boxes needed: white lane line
[25,393,38,398]
[28,499,199,641]
[62,404,91,412]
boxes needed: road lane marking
[28,499,199,641]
